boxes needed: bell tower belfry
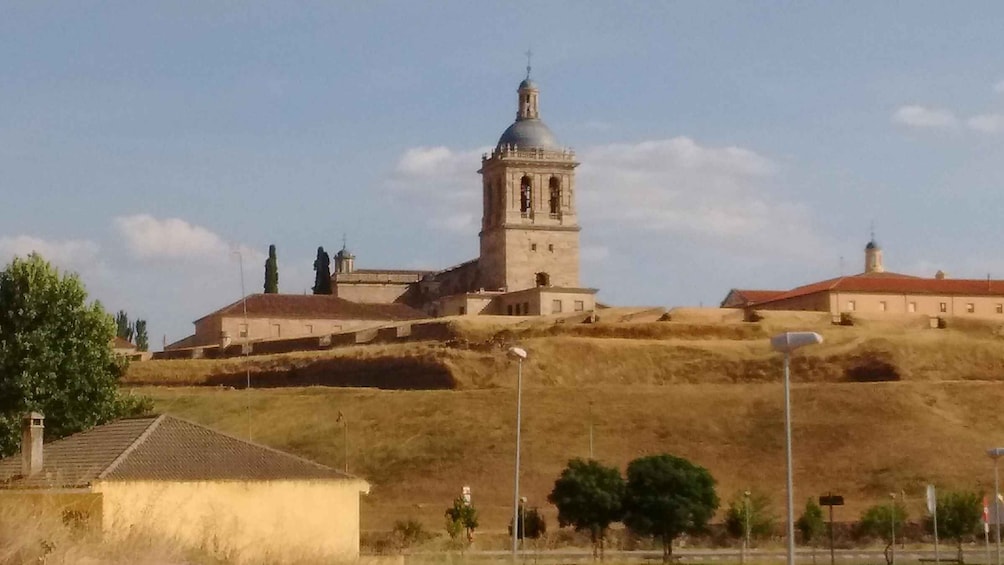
[478,71,581,292]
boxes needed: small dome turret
[496,75,560,151]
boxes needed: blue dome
[496,119,559,150]
[519,78,538,90]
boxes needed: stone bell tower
[478,71,581,292]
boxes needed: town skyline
[4,3,1004,344]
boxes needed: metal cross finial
[341,232,347,250]
[525,49,532,79]
[870,220,875,241]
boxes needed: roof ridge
[160,414,360,480]
[97,414,166,479]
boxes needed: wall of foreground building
[828,291,1004,319]
[94,479,367,563]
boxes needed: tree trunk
[957,539,964,565]
[591,528,599,561]
[663,534,673,563]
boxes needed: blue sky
[3,2,1004,346]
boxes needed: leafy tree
[114,310,134,342]
[796,498,826,546]
[264,244,279,294]
[724,489,775,542]
[444,496,478,543]
[927,490,981,563]
[622,454,719,563]
[312,246,332,295]
[134,319,149,352]
[0,255,151,455]
[857,500,907,542]
[547,458,625,559]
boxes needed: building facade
[331,71,596,317]
[723,239,1004,320]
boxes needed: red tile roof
[723,289,787,307]
[195,294,426,324]
[0,415,362,489]
[755,272,1004,306]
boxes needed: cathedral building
[332,73,597,317]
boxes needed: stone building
[333,72,597,316]
[0,413,369,563]
[722,239,1004,320]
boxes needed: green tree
[312,246,332,295]
[857,500,907,543]
[724,489,775,542]
[134,319,149,352]
[0,255,151,455]
[928,490,981,563]
[444,496,478,544]
[622,454,719,563]
[264,244,279,294]
[114,310,134,342]
[547,458,625,559]
[796,498,826,546]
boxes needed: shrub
[724,490,775,541]
[392,518,431,549]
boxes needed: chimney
[20,412,44,477]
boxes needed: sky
[3,2,1004,347]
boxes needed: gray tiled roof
[0,415,358,489]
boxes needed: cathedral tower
[478,74,581,292]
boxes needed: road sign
[819,495,844,506]
[927,484,937,514]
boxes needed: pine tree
[134,320,149,352]
[264,244,279,294]
[312,247,332,295]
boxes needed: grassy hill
[125,311,1004,538]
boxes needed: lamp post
[889,493,897,565]
[232,248,251,441]
[742,489,751,565]
[771,331,824,565]
[520,495,528,554]
[509,346,528,559]
[988,448,1004,565]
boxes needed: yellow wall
[757,290,1004,321]
[93,479,368,563]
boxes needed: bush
[856,501,907,542]
[392,518,431,549]
[724,490,775,541]
[839,312,855,326]
[445,496,478,543]
[509,506,547,540]
[746,310,763,323]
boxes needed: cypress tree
[264,244,279,294]
[312,246,332,295]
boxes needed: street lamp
[771,331,824,565]
[988,448,1004,565]
[742,489,751,565]
[508,346,528,559]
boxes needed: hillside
[124,310,1004,539]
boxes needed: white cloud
[386,138,824,259]
[967,113,1004,134]
[0,235,100,272]
[386,146,491,232]
[577,137,822,258]
[114,214,231,261]
[891,105,959,129]
[994,80,1004,94]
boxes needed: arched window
[535,272,550,287]
[548,177,560,216]
[520,176,532,216]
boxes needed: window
[940,302,947,313]
[879,301,887,312]
[997,304,1003,314]
[305,324,313,334]
[552,300,563,313]
[908,302,916,313]
[523,302,530,315]
[574,300,585,312]
[967,303,975,313]
[847,300,855,312]
[535,272,550,287]
[271,324,280,337]
[459,307,466,316]
[531,243,537,251]
[549,177,561,216]
[520,176,532,216]
[239,323,248,338]
[507,305,514,316]
[548,244,554,252]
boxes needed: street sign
[926,484,937,514]
[819,495,844,506]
